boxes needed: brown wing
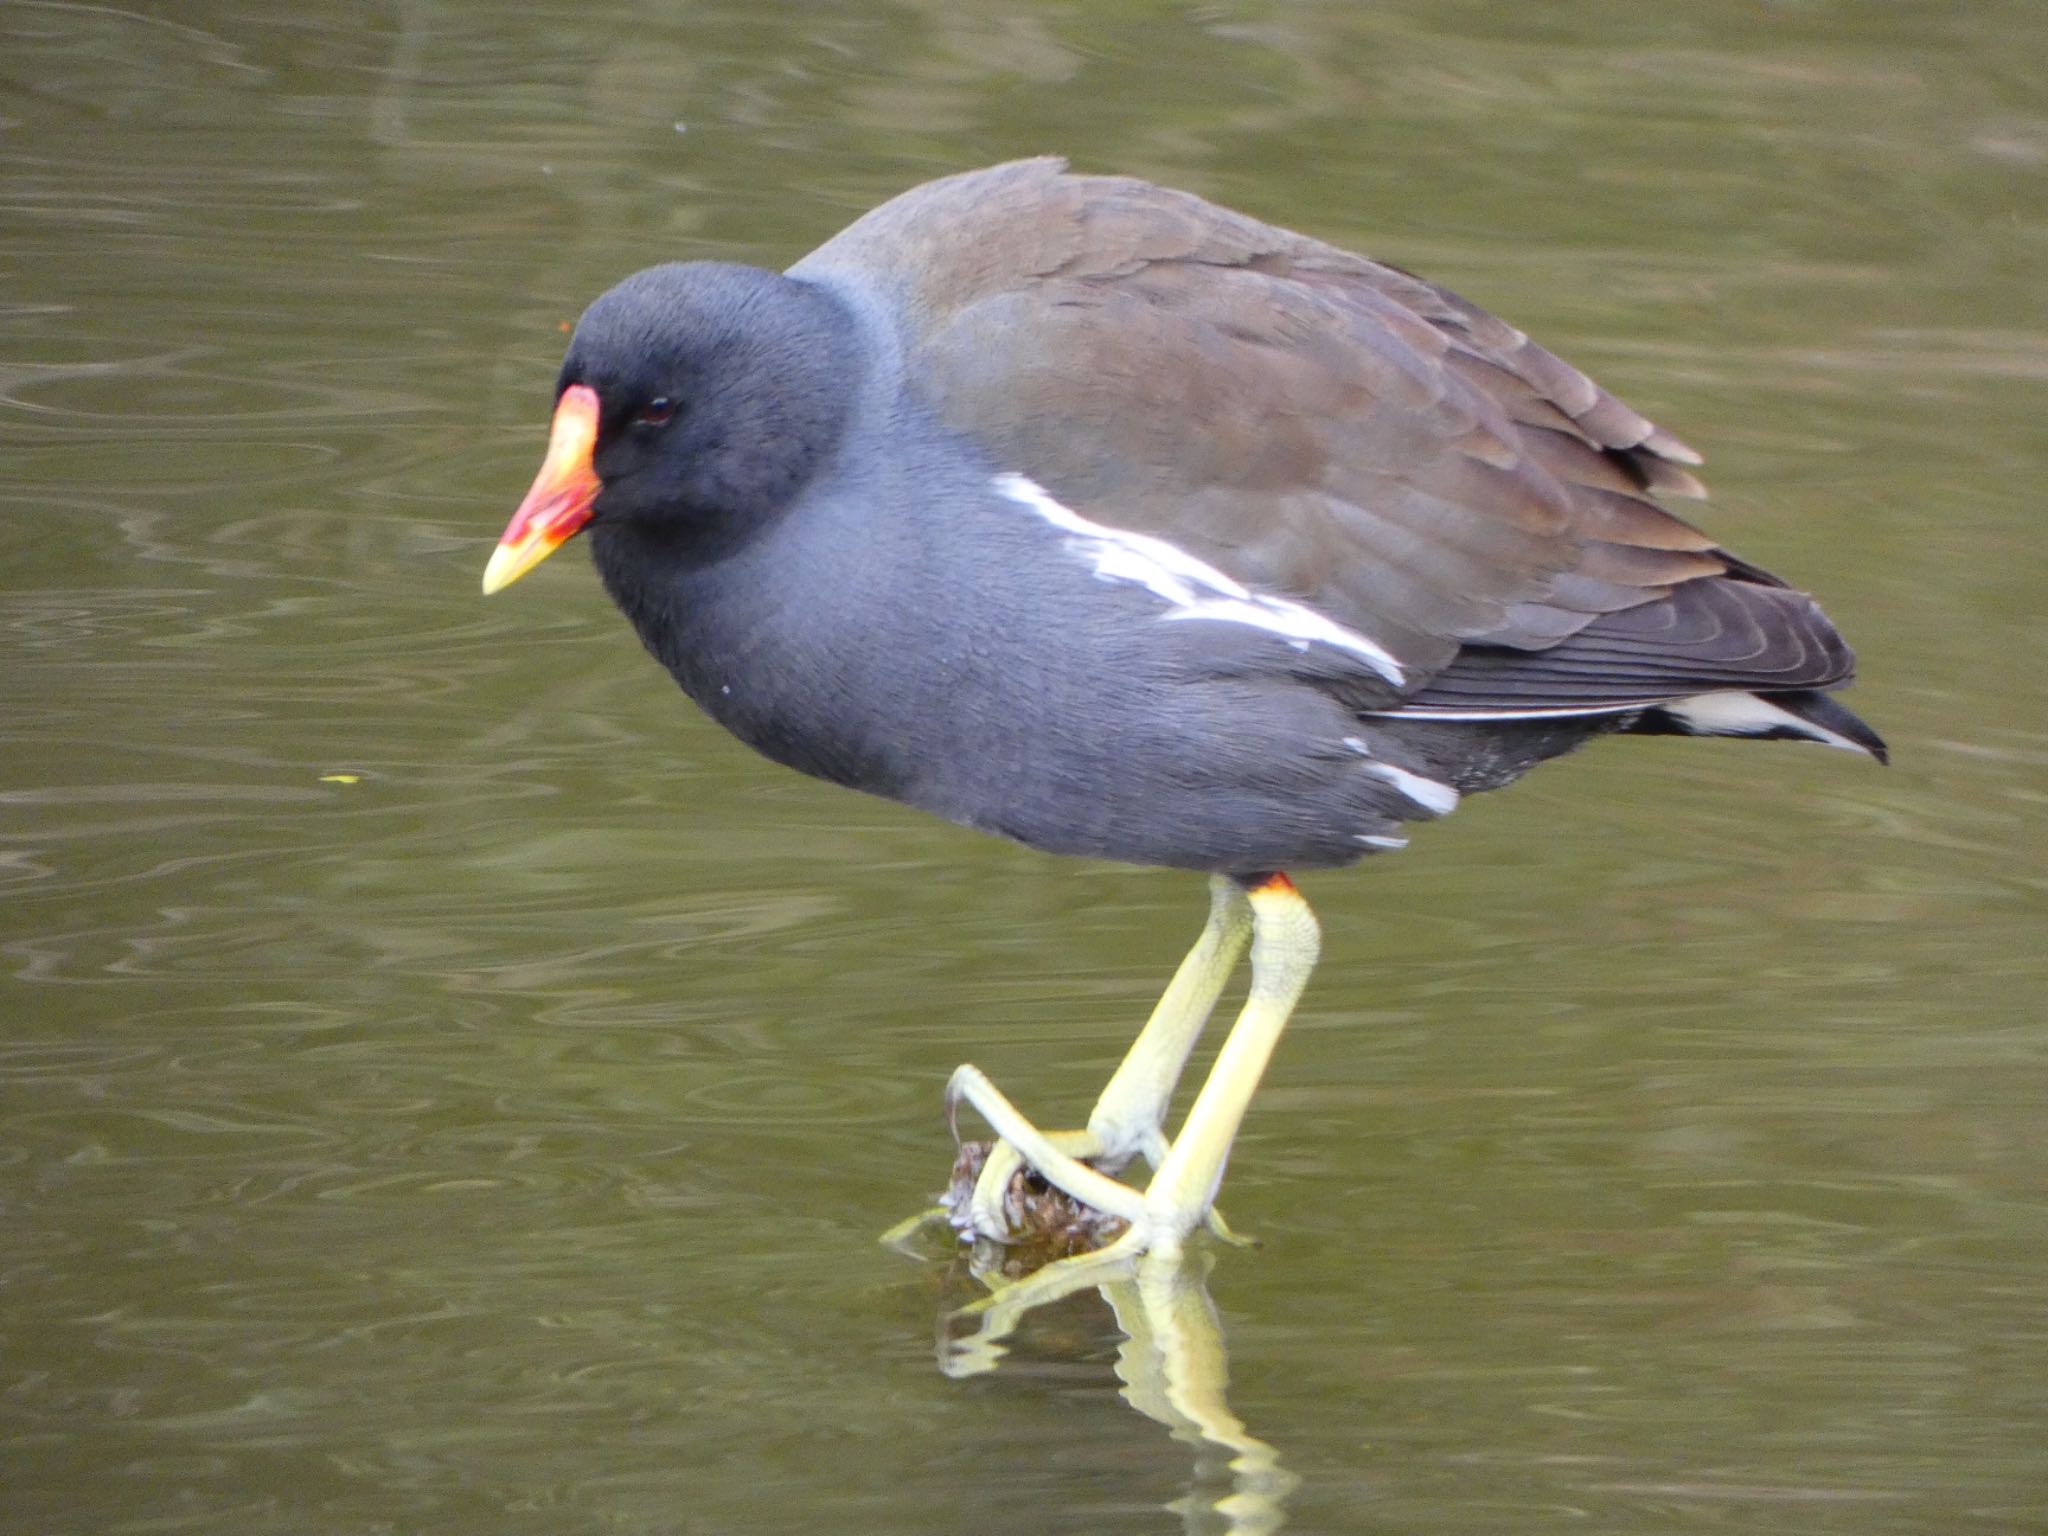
[794,158,1851,707]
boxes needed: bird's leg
[1083,874,1256,1168]
[959,876,1254,1239]
[947,874,1312,1254]
[1133,874,1319,1257]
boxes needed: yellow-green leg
[1137,875,1318,1256]
[953,875,1254,1238]
[1086,875,1256,1166]
[948,873,1319,1255]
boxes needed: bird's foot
[945,1135,1254,1254]
[942,1140,1130,1259]
[876,1144,1136,1268]
[940,1064,1247,1255]
[944,1064,1147,1241]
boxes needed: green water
[4,2,2044,1532]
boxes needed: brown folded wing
[795,158,1853,710]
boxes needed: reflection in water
[1100,1258,1297,1536]
[895,1211,1298,1535]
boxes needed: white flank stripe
[1363,761,1461,815]
[1354,833,1409,850]
[1665,690,1867,753]
[1376,701,1648,722]
[993,473,1405,685]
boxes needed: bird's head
[483,261,858,593]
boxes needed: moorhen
[484,158,1882,1259]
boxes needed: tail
[1629,688,1888,764]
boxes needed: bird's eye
[636,397,676,427]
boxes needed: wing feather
[795,158,1858,714]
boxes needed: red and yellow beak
[482,383,603,595]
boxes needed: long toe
[944,1064,1151,1237]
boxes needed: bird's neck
[589,474,928,797]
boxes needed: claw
[1203,1207,1257,1248]
[943,1064,978,1146]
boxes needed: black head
[562,262,862,552]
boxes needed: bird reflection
[888,1166,1297,1535]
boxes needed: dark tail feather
[1629,687,1888,764]
[1778,689,1888,764]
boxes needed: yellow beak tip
[481,541,537,596]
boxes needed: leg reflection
[933,1236,1298,1535]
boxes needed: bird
[483,157,1883,1263]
